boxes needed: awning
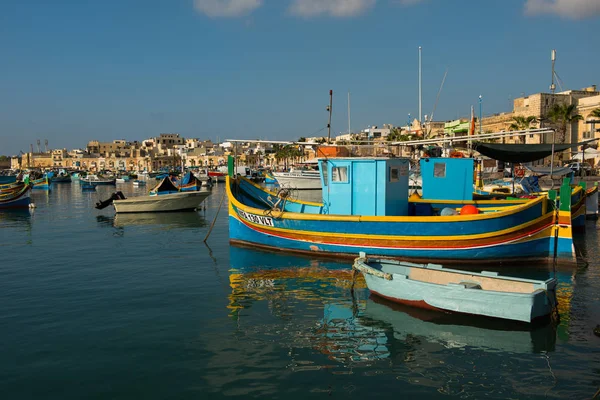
[571,148,600,160]
[473,139,597,163]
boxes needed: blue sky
[1,0,599,155]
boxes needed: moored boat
[0,183,32,209]
[81,175,116,185]
[272,168,321,190]
[95,177,211,213]
[353,253,558,323]
[31,176,51,190]
[227,156,577,263]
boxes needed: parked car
[564,161,592,176]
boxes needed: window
[332,166,348,183]
[434,162,446,178]
[321,161,328,186]
[390,167,399,182]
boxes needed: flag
[469,105,476,136]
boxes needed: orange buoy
[460,204,480,215]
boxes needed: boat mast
[549,50,557,184]
[327,90,333,143]
[348,92,351,137]
[419,46,422,137]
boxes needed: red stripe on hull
[369,290,442,311]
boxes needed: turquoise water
[1,182,599,399]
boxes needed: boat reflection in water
[221,247,580,397]
[112,211,207,228]
[95,212,207,229]
[228,246,559,357]
[361,296,556,354]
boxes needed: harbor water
[1,182,599,399]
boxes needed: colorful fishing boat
[353,253,558,323]
[227,156,577,263]
[31,175,51,190]
[264,171,277,184]
[0,183,32,209]
[178,171,202,192]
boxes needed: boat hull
[0,186,31,209]
[228,176,575,263]
[355,257,557,323]
[113,191,211,213]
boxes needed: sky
[1,0,599,155]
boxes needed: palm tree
[546,103,583,144]
[508,116,538,144]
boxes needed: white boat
[353,253,557,323]
[113,191,211,213]
[132,180,146,186]
[81,174,116,185]
[272,169,321,190]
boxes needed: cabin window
[321,161,328,186]
[390,167,399,182]
[434,162,446,178]
[332,166,348,183]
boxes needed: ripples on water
[0,182,599,399]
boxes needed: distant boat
[272,168,321,190]
[31,176,51,190]
[208,170,227,182]
[0,183,31,209]
[353,253,557,323]
[132,180,146,187]
[52,174,72,183]
[80,175,116,185]
[95,177,211,213]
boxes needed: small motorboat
[353,253,558,323]
[95,177,211,213]
[132,180,146,187]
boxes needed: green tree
[297,137,306,142]
[0,155,8,161]
[546,103,583,143]
[590,108,600,118]
[508,115,538,144]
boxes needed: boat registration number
[238,210,274,227]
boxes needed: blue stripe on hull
[229,216,562,262]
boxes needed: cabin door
[351,161,377,216]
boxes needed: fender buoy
[460,205,480,215]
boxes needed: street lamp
[478,95,483,134]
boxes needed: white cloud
[524,0,600,19]
[288,0,377,18]
[193,0,263,17]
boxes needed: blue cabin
[420,157,474,201]
[319,158,410,216]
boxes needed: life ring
[514,166,525,177]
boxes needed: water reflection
[113,211,207,228]
[361,296,556,354]
[227,247,559,363]
[0,210,33,245]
